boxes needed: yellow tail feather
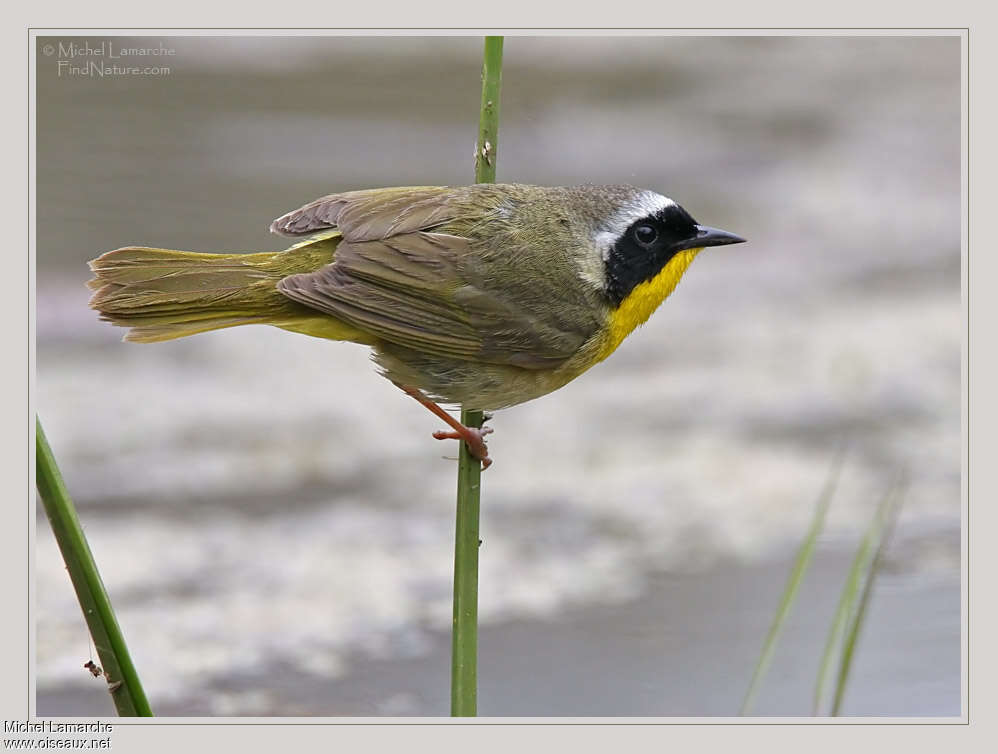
[87,242,366,344]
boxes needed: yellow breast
[597,247,702,362]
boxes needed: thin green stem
[830,472,906,716]
[35,417,153,716]
[450,410,484,717]
[451,35,503,719]
[474,37,503,186]
[812,478,888,716]
[739,452,843,716]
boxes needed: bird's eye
[633,224,658,246]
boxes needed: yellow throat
[599,247,702,361]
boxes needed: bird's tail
[87,242,345,343]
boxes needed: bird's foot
[394,382,495,470]
[432,425,494,469]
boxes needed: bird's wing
[277,230,589,370]
[270,186,466,240]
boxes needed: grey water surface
[35,35,961,717]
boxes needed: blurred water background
[34,35,961,716]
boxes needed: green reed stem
[830,471,906,716]
[35,417,153,716]
[739,452,843,716]
[474,37,503,185]
[812,484,886,716]
[450,414,484,717]
[451,35,503,719]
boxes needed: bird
[88,183,745,469]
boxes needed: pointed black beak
[693,224,746,248]
[670,224,746,254]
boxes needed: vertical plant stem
[35,417,153,716]
[451,35,503,719]
[811,477,890,716]
[474,37,503,185]
[739,452,843,716]
[450,419,484,717]
[830,471,906,716]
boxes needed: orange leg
[395,384,494,469]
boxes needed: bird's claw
[432,425,494,469]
